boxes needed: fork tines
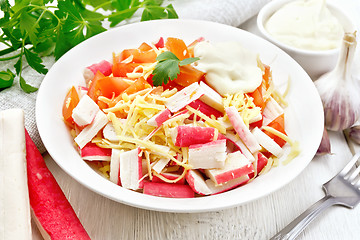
[340,152,360,187]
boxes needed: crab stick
[77,86,89,99]
[249,152,269,178]
[171,125,217,147]
[225,106,261,153]
[252,127,283,158]
[198,81,224,112]
[103,119,127,142]
[225,132,255,162]
[80,142,112,161]
[74,110,108,149]
[119,148,143,190]
[186,169,212,195]
[110,149,121,185]
[205,151,254,185]
[143,182,194,198]
[83,60,112,84]
[72,94,100,126]
[147,108,172,127]
[262,97,284,126]
[205,175,250,195]
[0,109,32,239]
[25,130,90,240]
[188,99,223,120]
[188,139,227,169]
[165,82,204,112]
[152,158,170,174]
[103,122,118,142]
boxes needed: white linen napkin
[172,0,271,27]
[0,0,270,153]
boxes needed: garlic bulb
[349,125,360,144]
[316,128,331,155]
[315,32,360,131]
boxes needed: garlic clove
[316,127,331,156]
[315,32,360,131]
[349,125,360,145]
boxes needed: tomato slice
[263,114,287,147]
[138,42,152,51]
[123,77,149,95]
[96,77,131,99]
[173,65,205,87]
[112,62,141,77]
[87,71,105,102]
[163,80,184,91]
[109,77,151,107]
[262,64,271,90]
[117,48,157,63]
[62,86,79,125]
[165,37,190,60]
[248,84,265,111]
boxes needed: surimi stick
[83,60,112,84]
[25,130,91,240]
[0,109,32,239]
[225,106,261,153]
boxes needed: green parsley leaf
[24,48,48,74]
[0,0,179,92]
[108,0,141,27]
[108,8,138,27]
[0,69,15,89]
[14,57,22,75]
[164,4,178,19]
[152,57,180,86]
[152,51,200,86]
[156,51,179,61]
[19,9,38,45]
[179,57,200,66]
[141,6,167,21]
[54,0,106,59]
[19,76,38,93]
[141,2,178,21]
[0,0,11,12]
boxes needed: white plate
[36,19,324,213]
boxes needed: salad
[62,37,299,198]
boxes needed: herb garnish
[0,0,178,92]
[152,51,199,86]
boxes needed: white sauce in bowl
[265,0,344,51]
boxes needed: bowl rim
[257,0,355,56]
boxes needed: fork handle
[270,195,337,240]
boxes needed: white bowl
[257,0,355,79]
[36,19,324,213]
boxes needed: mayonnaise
[194,41,262,95]
[265,0,344,51]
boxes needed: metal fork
[270,152,360,240]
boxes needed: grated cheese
[223,92,261,128]
[144,151,153,180]
[65,97,71,108]
[152,169,188,184]
[67,41,299,197]
[186,105,226,134]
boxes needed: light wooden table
[32,1,360,239]
[32,132,360,240]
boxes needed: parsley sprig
[0,0,178,93]
[152,51,199,86]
